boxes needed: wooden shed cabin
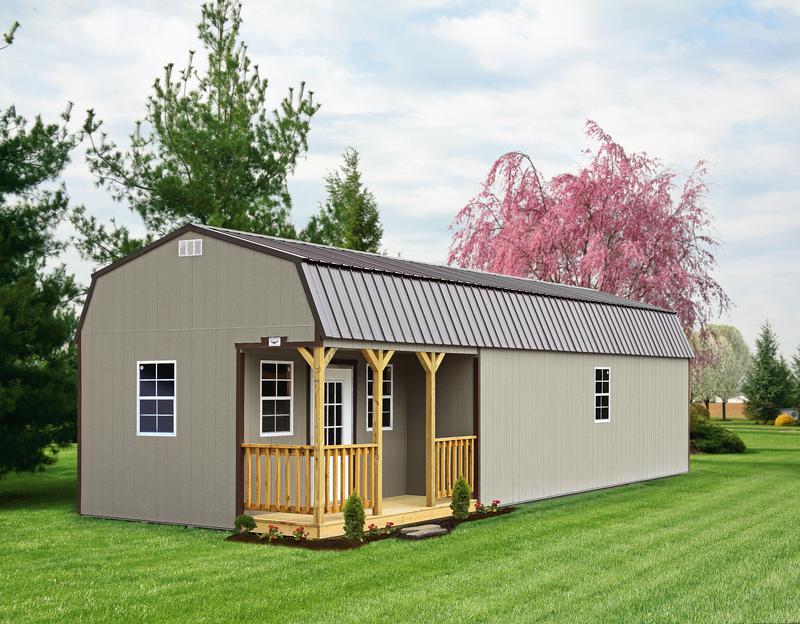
[77,224,693,538]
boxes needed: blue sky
[1,0,799,355]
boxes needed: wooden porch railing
[242,444,315,513]
[323,444,377,513]
[435,435,476,498]
[242,443,378,515]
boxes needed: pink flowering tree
[449,121,729,331]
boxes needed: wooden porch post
[298,345,336,526]
[416,351,445,507]
[361,349,394,516]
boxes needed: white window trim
[136,360,177,437]
[594,366,611,424]
[259,360,294,437]
[366,363,393,432]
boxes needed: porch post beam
[416,351,445,506]
[299,345,336,526]
[361,349,393,515]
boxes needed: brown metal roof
[195,225,692,358]
[198,226,667,311]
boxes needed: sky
[1,0,799,355]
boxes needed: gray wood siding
[479,350,689,505]
[80,235,315,529]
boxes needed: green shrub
[234,514,256,533]
[450,476,472,520]
[343,492,365,541]
[690,419,746,454]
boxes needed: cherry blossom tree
[449,121,729,330]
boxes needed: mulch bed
[225,507,516,551]
[225,530,394,551]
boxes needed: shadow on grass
[0,449,77,512]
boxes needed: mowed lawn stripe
[1,425,799,624]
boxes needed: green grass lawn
[2,425,800,624]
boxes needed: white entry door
[310,367,353,504]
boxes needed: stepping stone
[400,524,442,535]
[404,527,448,539]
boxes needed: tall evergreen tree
[791,347,800,409]
[741,322,793,421]
[300,147,383,252]
[0,30,80,475]
[73,0,318,266]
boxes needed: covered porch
[236,342,478,538]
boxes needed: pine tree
[741,322,793,421]
[73,0,318,266]
[791,347,800,409]
[0,28,80,475]
[300,147,383,252]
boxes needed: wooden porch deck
[251,495,471,539]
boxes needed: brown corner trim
[76,335,82,515]
[473,353,481,501]
[235,348,245,518]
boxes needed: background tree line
[691,321,800,422]
[1,1,383,475]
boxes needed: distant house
[77,225,692,537]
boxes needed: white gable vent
[178,239,203,257]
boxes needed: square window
[140,415,157,432]
[157,363,174,379]
[157,399,173,415]
[139,399,156,414]
[156,380,174,397]
[139,363,156,380]
[139,380,156,396]
[157,416,174,433]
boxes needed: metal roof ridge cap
[194,224,308,261]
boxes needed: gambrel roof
[196,226,693,359]
[82,224,693,358]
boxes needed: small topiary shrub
[234,514,256,533]
[775,414,796,427]
[343,492,365,541]
[450,476,472,520]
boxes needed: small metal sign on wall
[267,336,281,347]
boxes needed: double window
[366,364,393,431]
[594,367,610,422]
[137,361,176,436]
[261,361,293,436]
